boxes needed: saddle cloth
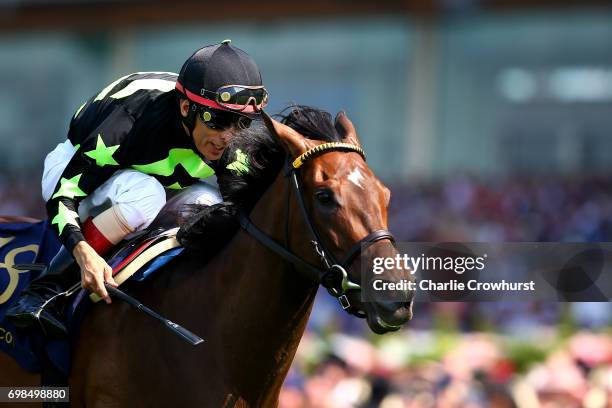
[0,220,61,372]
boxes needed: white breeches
[41,140,222,233]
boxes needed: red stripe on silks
[83,217,114,257]
[175,81,258,113]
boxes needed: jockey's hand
[72,241,118,304]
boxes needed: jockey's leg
[187,181,223,207]
[79,169,167,254]
[7,170,166,337]
[81,205,133,257]
[81,169,167,242]
[174,180,223,219]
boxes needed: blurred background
[1,0,612,406]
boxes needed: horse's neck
[179,171,319,404]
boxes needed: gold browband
[292,142,366,169]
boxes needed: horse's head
[262,108,414,334]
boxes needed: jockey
[7,40,268,336]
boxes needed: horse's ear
[261,110,308,157]
[335,111,361,147]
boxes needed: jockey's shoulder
[72,71,181,128]
[88,71,180,108]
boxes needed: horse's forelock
[278,105,344,143]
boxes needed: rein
[238,141,395,317]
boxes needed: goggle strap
[176,81,229,111]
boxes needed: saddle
[88,227,182,303]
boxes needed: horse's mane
[177,105,346,251]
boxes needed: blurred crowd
[280,330,612,408]
[4,172,612,242]
[0,176,45,219]
[388,174,612,243]
[1,173,612,407]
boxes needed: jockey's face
[180,99,236,161]
[192,118,235,161]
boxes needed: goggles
[176,81,268,115]
[213,85,269,113]
[198,107,251,130]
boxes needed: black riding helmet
[175,40,268,133]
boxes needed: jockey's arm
[46,108,132,303]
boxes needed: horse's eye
[315,189,335,206]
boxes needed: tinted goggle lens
[216,86,268,112]
[199,108,251,130]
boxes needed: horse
[0,106,413,407]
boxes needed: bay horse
[0,106,413,407]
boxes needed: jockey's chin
[200,141,227,161]
[193,126,233,161]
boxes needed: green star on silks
[85,134,120,167]
[51,174,87,200]
[51,202,80,235]
[167,182,183,190]
[226,149,249,175]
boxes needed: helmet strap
[179,99,199,139]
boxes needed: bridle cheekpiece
[238,138,394,317]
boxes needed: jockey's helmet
[175,40,268,131]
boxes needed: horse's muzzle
[365,300,413,334]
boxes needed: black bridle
[238,142,395,317]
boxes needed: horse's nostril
[370,300,412,328]
[378,300,408,312]
[397,301,411,308]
